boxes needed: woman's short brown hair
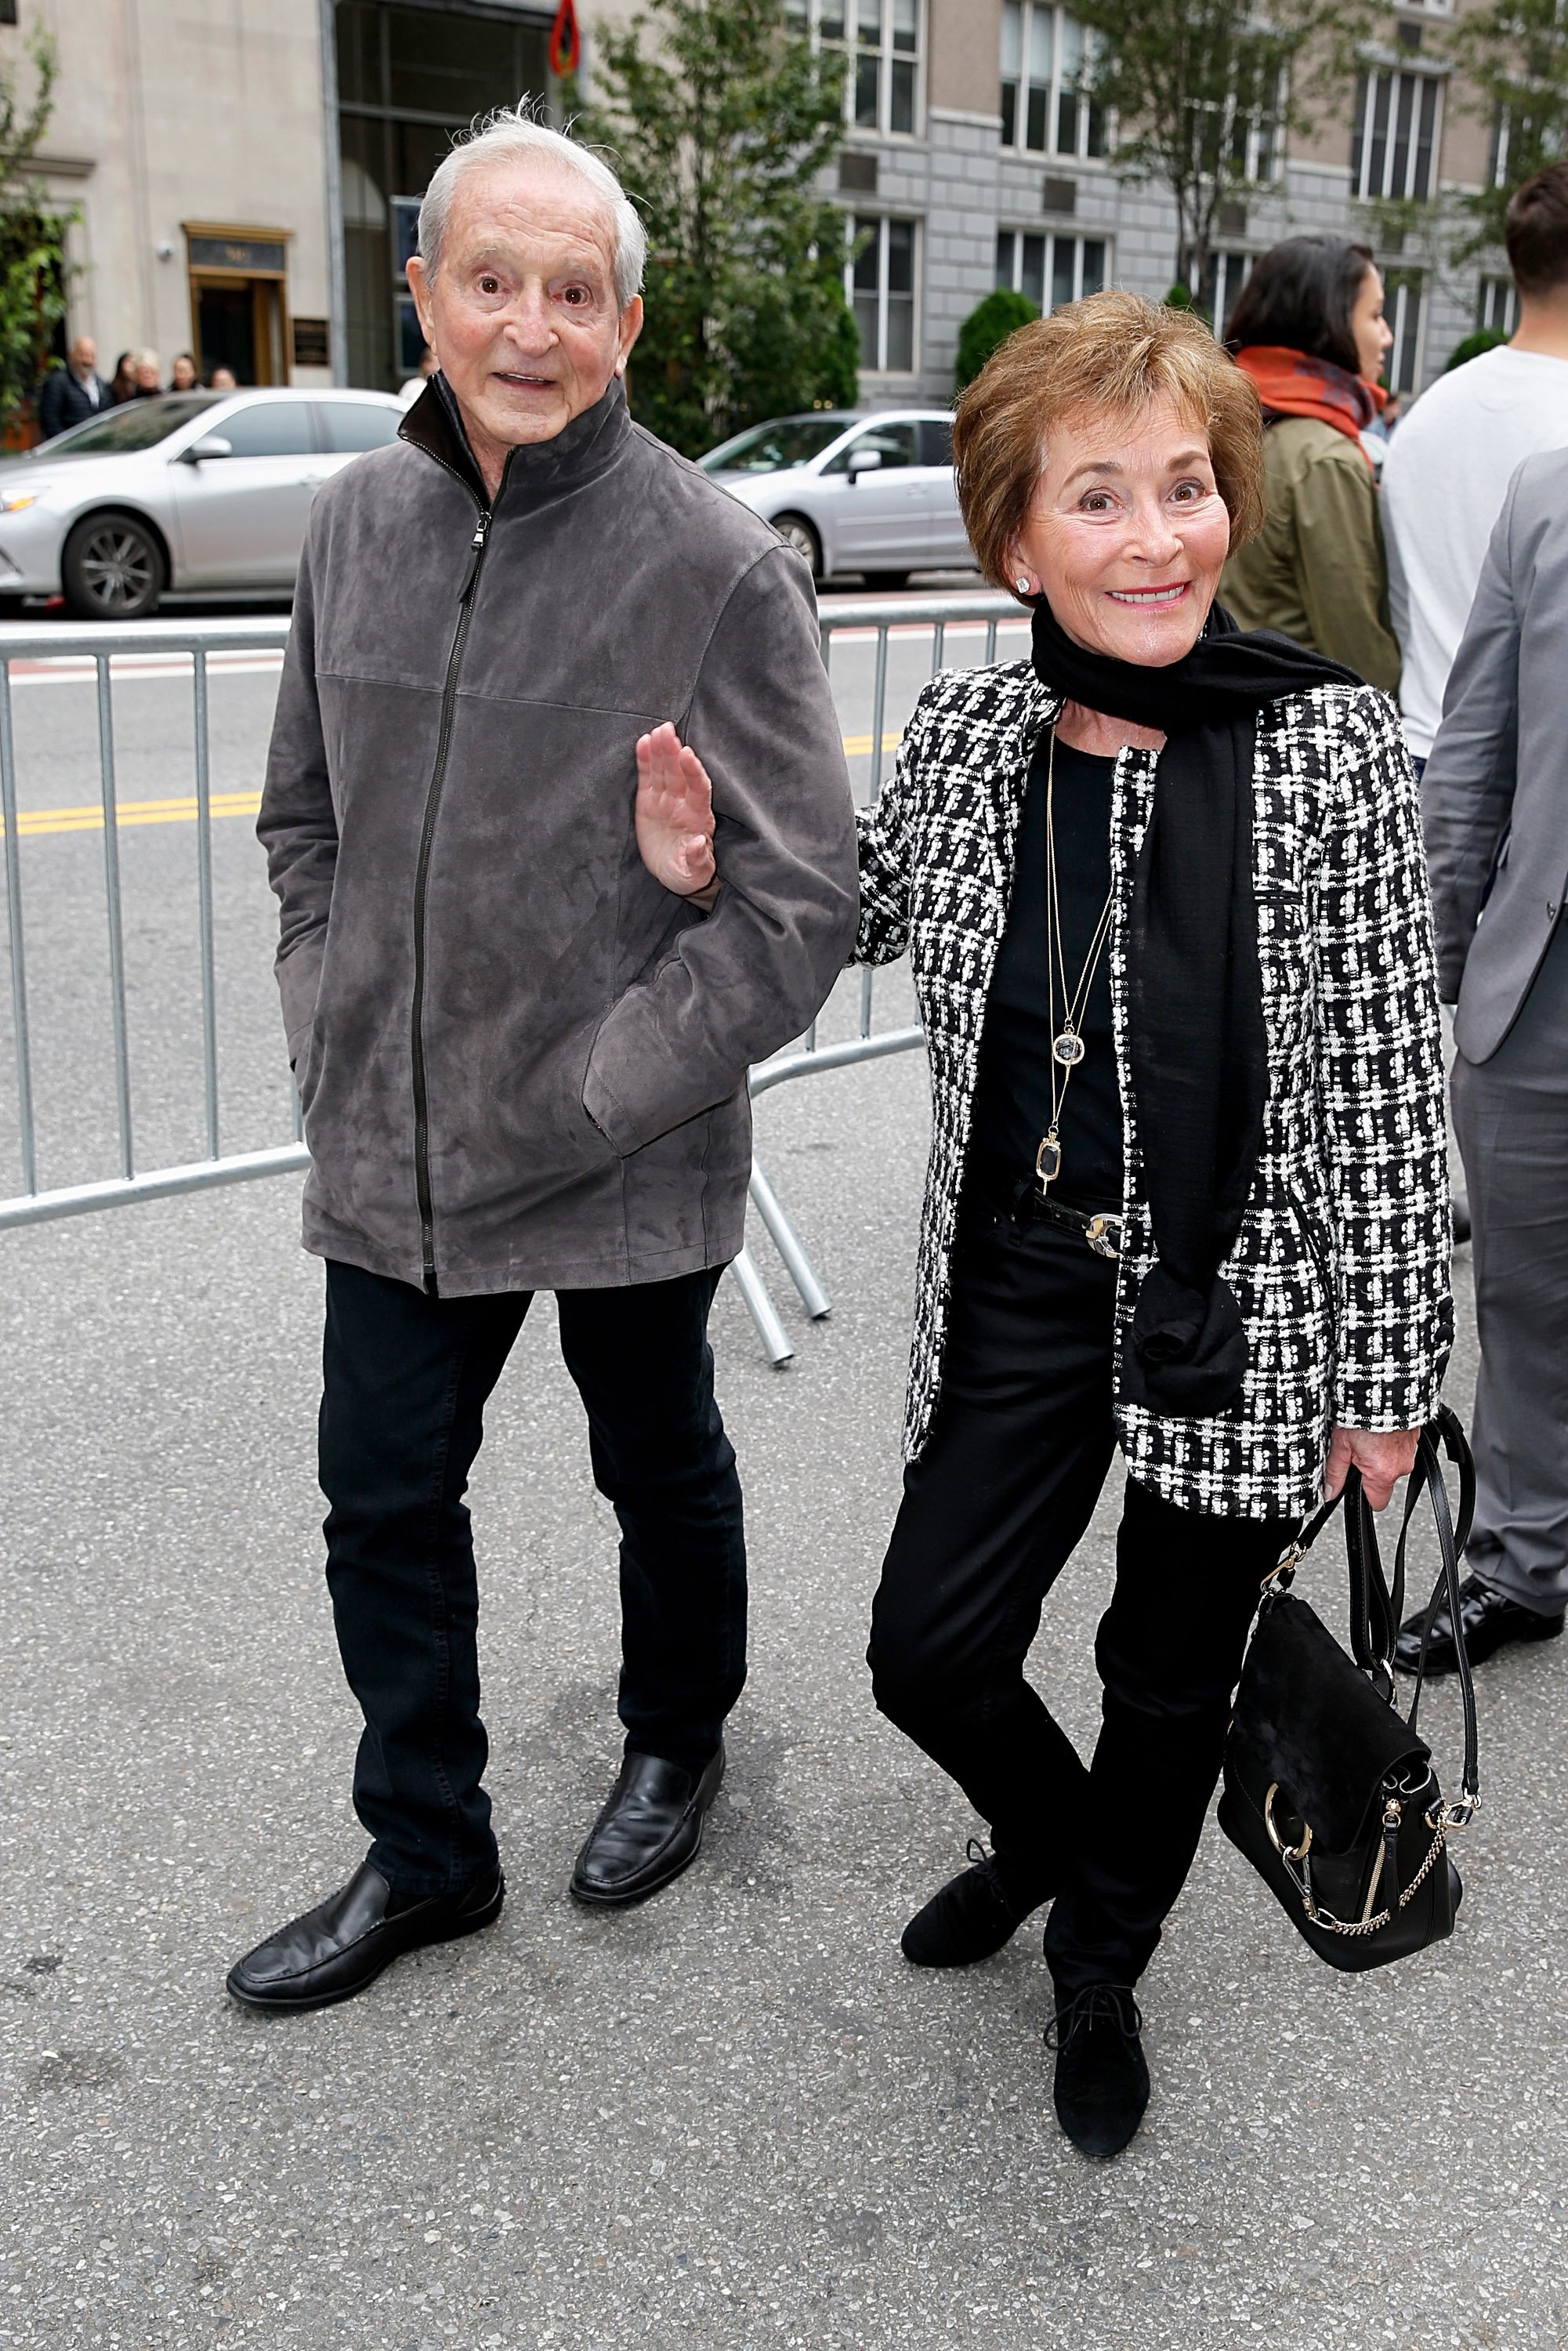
[952,288,1266,592]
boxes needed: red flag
[549,0,581,75]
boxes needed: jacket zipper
[411,504,492,1294]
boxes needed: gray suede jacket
[258,379,858,1295]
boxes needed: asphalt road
[0,623,1562,2351]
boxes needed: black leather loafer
[1394,1572,1564,1676]
[1047,1983,1149,2159]
[226,1860,504,2012]
[570,1746,724,1907]
[901,1838,1056,1968]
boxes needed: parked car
[0,387,407,620]
[697,409,974,588]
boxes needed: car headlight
[0,489,42,513]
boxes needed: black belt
[969,1157,1123,1259]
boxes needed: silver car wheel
[79,521,158,612]
[773,513,821,576]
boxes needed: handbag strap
[1403,1406,1480,1813]
[1280,1404,1481,1818]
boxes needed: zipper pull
[458,512,490,602]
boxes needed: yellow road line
[6,730,907,839]
[5,791,263,839]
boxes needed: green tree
[954,288,1040,390]
[1072,0,1372,296]
[1443,0,1568,259]
[0,33,71,440]
[578,0,857,456]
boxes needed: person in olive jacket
[228,110,859,2013]
[1220,234,1402,694]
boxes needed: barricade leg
[728,1246,794,1367]
[748,1157,831,1320]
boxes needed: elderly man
[1394,444,1568,1680]
[229,110,857,2012]
[38,336,109,440]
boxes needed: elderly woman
[636,290,1451,2158]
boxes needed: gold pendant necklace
[1037,726,1115,1193]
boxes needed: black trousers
[318,1259,746,1899]
[868,1186,1291,1998]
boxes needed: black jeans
[318,1259,746,1899]
[868,1184,1290,1998]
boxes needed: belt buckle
[1085,1214,1121,1261]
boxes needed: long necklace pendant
[1052,1026,1085,1067]
[1035,1130,1063,1189]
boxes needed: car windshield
[697,418,850,474]
[31,394,227,458]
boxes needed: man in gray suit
[1397,446,1568,1675]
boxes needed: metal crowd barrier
[0,593,1021,1364]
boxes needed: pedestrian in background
[1382,163,1568,773]
[169,351,200,390]
[1219,234,1402,693]
[1396,444,1568,1680]
[230,108,856,2016]
[107,350,137,404]
[399,343,438,404]
[129,350,163,398]
[37,335,109,440]
[208,364,237,390]
[637,292,1451,2158]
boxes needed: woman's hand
[1324,1425,1420,1512]
[636,721,718,902]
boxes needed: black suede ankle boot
[900,1838,1054,1968]
[1046,1983,1149,2157]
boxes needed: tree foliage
[0,33,71,440]
[578,0,859,457]
[1443,0,1568,259]
[1072,0,1372,295]
[954,288,1039,389]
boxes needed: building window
[1000,4,1106,160]
[1352,68,1442,201]
[995,228,1106,310]
[1384,268,1426,392]
[791,0,922,138]
[335,0,552,390]
[849,215,917,371]
[1199,249,1253,338]
[1476,274,1519,336]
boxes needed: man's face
[71,337,96,377]
[407,158,642,455]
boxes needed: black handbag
[1218,1404,1479,1972]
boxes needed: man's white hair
[418,103,646,309]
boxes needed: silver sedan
[697,409,976,589]
[0,388,407,619]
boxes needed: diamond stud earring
[1015,575,1033,595]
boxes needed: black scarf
[1030,598,1360,1418]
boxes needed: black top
[969,733,1123,1210]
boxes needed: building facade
[17,0,1515,413]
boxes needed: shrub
[955,288,1041,391]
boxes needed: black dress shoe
[570,1746,724,1907]
[1394,1572,1564,1676]
[1047,1983,1149,2158]
[901,1838,1054,1968]
[226,1860,504,2012]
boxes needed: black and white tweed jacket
[854,659,1454,1520]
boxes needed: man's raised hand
[636,721,718,900]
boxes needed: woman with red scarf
[1221,234,1401,692]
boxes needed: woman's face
[1010,395,1233,667]
[1350,266,1392,382]
[172,356,198,389]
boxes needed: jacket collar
[399,373,633,514]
